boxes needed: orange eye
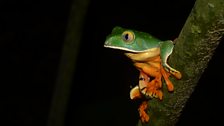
[122,31,134,42]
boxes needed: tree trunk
[138,0,224,125]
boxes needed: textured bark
[138,0,224,126]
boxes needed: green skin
[104,26,179,74]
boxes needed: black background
[2,0,224,126]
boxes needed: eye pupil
[122,31,134,42]
[125,34,129,40]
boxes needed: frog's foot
[130,83,163,100]
[164,65,182,79]
[139,101,149,123]
[170,69,182,80]
[161,65,174,92]
[130,86,142,100]
[144,83,163,100]
[139,79,163,100]
[138,72,163,100]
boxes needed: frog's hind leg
[139,101,150,123]
[160,40,182,79]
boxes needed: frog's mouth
[104,44,160,61]
[104,44,146,53]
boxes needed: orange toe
[156,90,163,100]
[172,71,182,80]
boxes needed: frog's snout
[104,41,112,47]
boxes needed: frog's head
[104,26,160,53]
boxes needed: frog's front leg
[130,71,161,100]
[160,40,182,79]
[138,71,162,99]
[134,63,163,100]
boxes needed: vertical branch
[139,0,224,125]
[47,0,89,126]
[168,0,224,124]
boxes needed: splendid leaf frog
[104,26,182,123]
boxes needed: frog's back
[131,29,162,50]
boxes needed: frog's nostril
[104,41,111,46]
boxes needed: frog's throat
[125,47,160,61]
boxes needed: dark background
[2,0,224,126]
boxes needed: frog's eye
[122,31,135,42]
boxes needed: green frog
[104,26,182,123]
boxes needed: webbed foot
[138,71,163,100]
